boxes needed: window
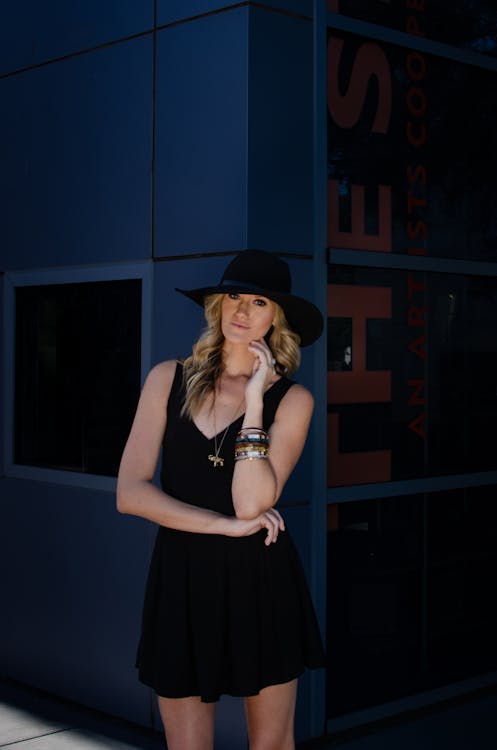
[14,279,141,477]
[326,485,497,717]
[327,29,497,262]
[329,1,497,59]
[328,265,497,484]
[326,8,497,724]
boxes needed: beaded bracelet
[234,444,269,460]
[235,441,269,451]
[234,427,269,461]
[235,437,270,447]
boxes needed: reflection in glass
[327,265,497,484]
[326,485,497,718]
[327,29,497,262]
[330,1,497,58]
[328,317,352,371]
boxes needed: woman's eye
[228,293,240,300]
[254,298,266,306]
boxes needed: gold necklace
[208,394,245,468]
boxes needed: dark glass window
[327,265,497,485]
[327,30,497,261]
[15,280,141,477]
[326,485,497,718]
[328,1,497,58]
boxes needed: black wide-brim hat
[175,250,324,347]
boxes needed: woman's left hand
[228,508,285,546]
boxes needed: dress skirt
[136,525,325,702]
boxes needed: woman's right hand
[228,508,285,546]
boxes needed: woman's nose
[236,298,250,315]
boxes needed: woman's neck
[221,342,254,379]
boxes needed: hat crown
[221,250,291,294]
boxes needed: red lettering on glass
[328,181,392,252]
[407,220,427,241]
[408,412,426,439]
[327,285,391,404]
[407,272,426,299]
[405,0,427,445]
[328,414,391,485]
[407,121,427,147]
[408,378,425,405]
[327,38,392,133]
[406,16,425,37]
[407,164,427,184]
[408,334,426,361]
[407,0,425,10]
[406,51,426,80]
[407,87,427,117]
[408,306,427,326]
[407,190,427,213]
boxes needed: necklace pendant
[208,454,224,468]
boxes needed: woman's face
[221,293,275,344]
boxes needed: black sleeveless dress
[136,362,325,702]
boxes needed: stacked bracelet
[234,427,269,461]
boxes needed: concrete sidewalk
[0,679,163,750]
[2,677,497,749]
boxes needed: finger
[261,516,273,545]
[265,525,277,545]
[264,516,279,545]
[249,339,273,364]
[259,516,272,545]
[267,508,285,531]
[247,345,267,373]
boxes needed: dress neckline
[190,377,284,442]
[191,413,245,442]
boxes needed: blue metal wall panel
[154,11,249,257]
[258,0,311,14]
[152,256,225,362]
[275,503,317,743]
[157,0,311,26]
[247,7,313,252]
[0,477,153,725]
[0,38,153,271]
[0,1,153,75]
[0,275,4,477]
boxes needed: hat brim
[175,284,323,347]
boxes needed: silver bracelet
[234,451,269,462]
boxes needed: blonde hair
[181,293,301,419]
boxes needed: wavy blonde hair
[181,293,301,419]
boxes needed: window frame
[3,262,152,491]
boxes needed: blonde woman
[117,250,325,750]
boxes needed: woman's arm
[117,360,284,543]
[231,381,314,520]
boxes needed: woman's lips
[231,321,249,330]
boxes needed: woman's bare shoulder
[143,359,180,398]
[273,380,314,425]
[284,381,314,409]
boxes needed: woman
[117,250,325,750]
